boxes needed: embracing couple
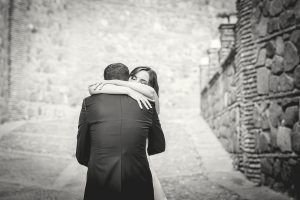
[76,63,166,200]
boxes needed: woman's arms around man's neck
[88,80,160,114]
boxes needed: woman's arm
[90,80,155,100]
[89,82,160,113]
[90,84,152,110]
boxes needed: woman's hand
[92,80,125,91]
[88,81,114,95]
[88,82,101,95]
[92,80,111,91]
[128,89,153,110]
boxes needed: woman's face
[129,70,149,85]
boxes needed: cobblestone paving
[161,174,241,200]
[0,115,244,200]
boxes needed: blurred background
[0,0,235,121]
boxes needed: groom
[76,63,165,200]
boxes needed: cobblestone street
[0,111,290,200]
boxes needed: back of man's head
[104,63,129,81]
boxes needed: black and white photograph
[0,0,300,199]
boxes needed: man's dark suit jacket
[76,94,165,200]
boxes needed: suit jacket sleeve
[147,107,165,156]
[76,99,90,167]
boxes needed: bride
[88,66,167,200]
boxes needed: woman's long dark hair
[129,66,159,96]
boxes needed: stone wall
[201,0,300,197]
[0,0,10,123]
[8,0,76,120]
[4,0,235,121]
[201,50,241,154]
[252,0,300,196]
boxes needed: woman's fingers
[142,99,149,109]
[143,98,152,109]
[146,98,152,108]
[94,82,106,91]
[93,82,101,90]
[98,83,105,90]
[141,98,152,109]
[131,92,152,110]
[137,99,143,109]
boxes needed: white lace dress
[147,140,167,200]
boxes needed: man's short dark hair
[104,63,129,81]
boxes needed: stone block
[282,97,293,108]
[279,73,294,92]
[261,173,266,185]
[257,67,270,94]
[252,7,262,25]
[269,0,284,16]
[257,16,268,37]
[283,0,298,8]
[262,0,271,17]
[262,131,271,144]
[275,36,284,56]
[261,101,270,112]
[267,18,280,34]
[270,125,278,148]
[254,101,269,113]
[224,127,232,139]
[271,55,284,75]
[266,40,276,58]
[272,182,285,192]
[292,122,300,153]
[281,161,292,184]
[277,126,292,152]
[288,158,297,165]
[266,58,272,69]
[283,33,290,40]
[279,10,295,29]
[266,176,276,187]
[255,102,270,130]
[284,41,299,72]
[253,107,262,128]
[256,48,266,66]
[230,109,236,122]
[257,131,271,153]
[273,158,281,179]
[290,30,300,51]
[252,0,261,8]
[294,65,300,89]
[292,141,300,156]
[218,125,226,138]
[220,138,232,153]
[269,74,280,92]
[232,134,240,153]
[283,105,299,127]
[295,0,300,22]
[292,121,300,135]
[262,114,271,130]
[261,158,273,176]
[268,102,283,128]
